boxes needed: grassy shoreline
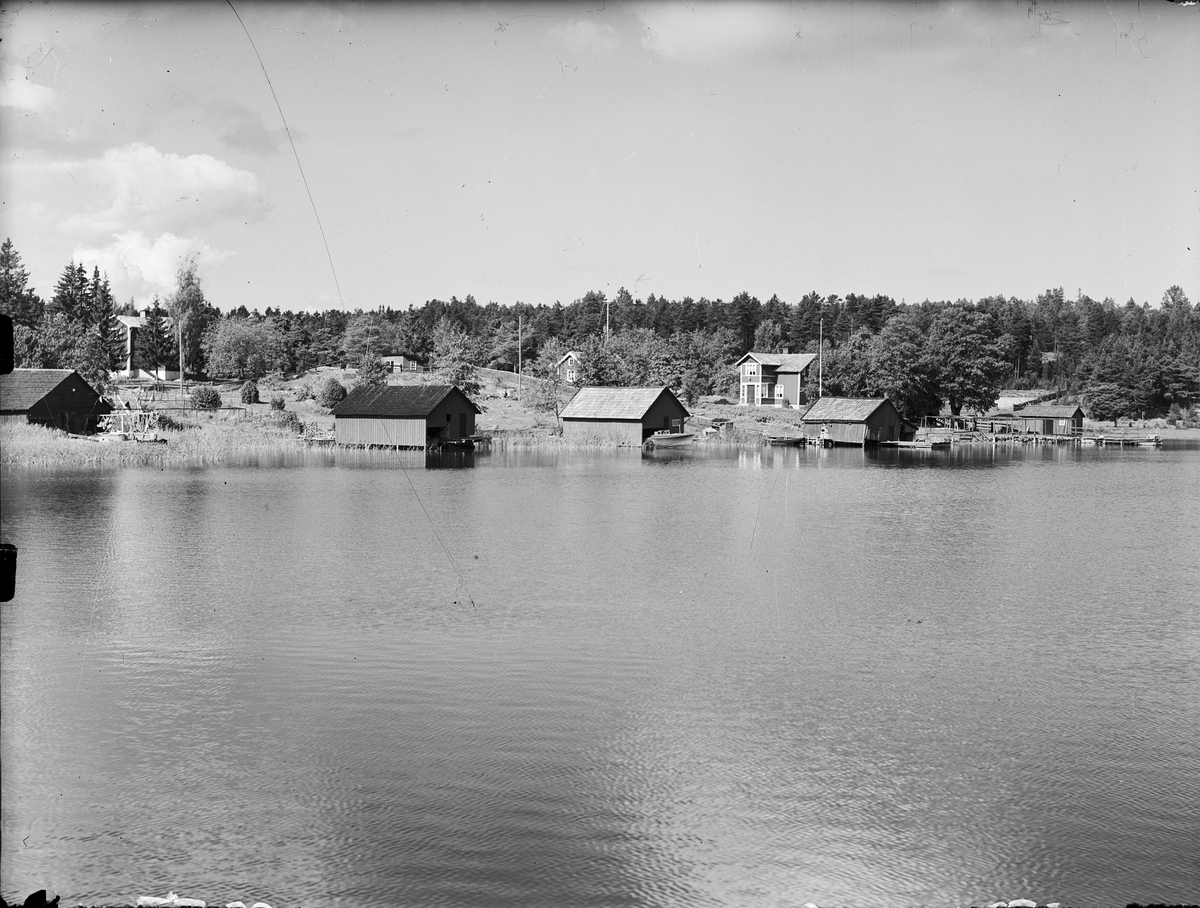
[6,366,1199,469]
[0,417,311,468]
[6,417,1198,470]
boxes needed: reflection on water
[2,444,1198,907]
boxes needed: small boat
[643,431,694,449]
[764,434,805,446]
[438,437,475,450]
[882,438,950,449]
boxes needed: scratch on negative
[618,125,676,166]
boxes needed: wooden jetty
[880,438,951,449]
[1082,431,1162,448]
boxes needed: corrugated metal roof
[1016,405,1083,418]
[736,352,818,373]
[560,386,686,420]
[0,369,78,411]
[799,397,890,422]
[331,384,481,418]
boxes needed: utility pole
[517,314,522,400]
[178,314,185,398]
[818,317,823,398]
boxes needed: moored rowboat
[644,431,694,449]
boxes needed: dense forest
[2,237,1197,422]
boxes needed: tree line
[2,237,1197,420]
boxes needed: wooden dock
[1082,432,1161,447]
[880,438,952,449]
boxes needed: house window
[746,364,758,377]
[567,369,577,381]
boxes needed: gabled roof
[555,350,583,367]
[1016,405,1084,419]
[331,384,481,418]
[800,396,893,423]
[0,368,80,411]
[560,386,687,420]
[735,351,818,373]
[115,314,174,330]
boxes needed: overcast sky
[1,1,1196,313]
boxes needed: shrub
[356,353,390,390]
[240,381,260,404]
[317,376,347,409]
[272,410,303,434]
[270,394,286,411]
[192,386,222,410]
[156,412,186,431]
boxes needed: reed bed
[1,417,309,469]
[483,426,770,449]
[484,428,630,449]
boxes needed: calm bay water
[2,443,1198,907]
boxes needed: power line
[226,0,344,307]
[378,419,477,609]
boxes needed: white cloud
[74,231,233,305]
[633,3,793,61]
[549,19,621,54]
[59,143,264,235]
[0,63,55,110]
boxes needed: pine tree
[50,261,90,322]
[0,238,44,327]
[91,267,122,369]
[133,298,175,373]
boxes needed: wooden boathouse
[331,384,480,447]
[1012,404,1084,438]
[799,396,912,446]
[560,386,689,445]
[0,368,112,434]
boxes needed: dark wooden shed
[1013,404,1084,437]
[559,386,689,445]
[0,368,112,434]
[799,396,911,445]
[332,384,481,447]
